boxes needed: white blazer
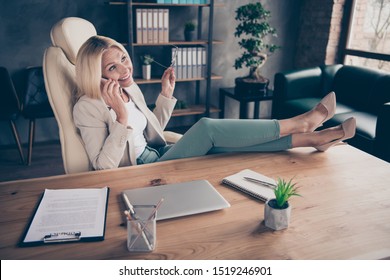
[73,83,176,170]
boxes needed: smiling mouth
[119,74,131,81]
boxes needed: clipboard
[19,187,110,247]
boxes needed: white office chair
[43,17,181,174]
[43,17,93,174]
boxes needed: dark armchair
[272,64,390,162]
[21,66,54,165]
[0,67,25,164]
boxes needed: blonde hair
[75,35,130,100]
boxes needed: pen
[124,210,132,220]
[122,193,152,250]
[243,177,276,189]
[147,198,164,221]
[122,193,136,218]
[128,198,164,250]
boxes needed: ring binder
[43,231,81,243]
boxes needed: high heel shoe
[315,117,356,152]
[317,91,336,125]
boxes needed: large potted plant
[234,2,280,95]
[264,178,301,230]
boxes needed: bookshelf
[108,0,222,123]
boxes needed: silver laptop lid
[122,180,230,220]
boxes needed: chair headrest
[50,17,97,65]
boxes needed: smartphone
[101,77,122,92]
[100,77,108,92]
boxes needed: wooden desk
[1,145,390,260]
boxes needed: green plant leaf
[273,177,302,209]
[141,54,154,65]
[234,2,280,72]
[184,21,196,31]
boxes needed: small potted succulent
[184,21,196,41]
[140,54,154,80]
[264,178,301,230]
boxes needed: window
[344,0,390,71]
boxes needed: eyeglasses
[151,45,179,69]
[170,45,179,67]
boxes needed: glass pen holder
[127,205,156,252]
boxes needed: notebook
[122,180,230,220]
[222,169,276,202]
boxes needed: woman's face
[101,47,134,88]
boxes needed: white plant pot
[142,64,151,80]
[264,199,291,230]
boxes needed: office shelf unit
[108,0,222,120]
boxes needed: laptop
[122,180,230,220]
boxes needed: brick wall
[295,0,347,68]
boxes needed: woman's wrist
[160,91,172,99]
[117,116,128,126]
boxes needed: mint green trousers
[156,118,292,162]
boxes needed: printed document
[22,187,109,244]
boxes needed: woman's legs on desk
[156,92,355,162]
[158,117,350,161]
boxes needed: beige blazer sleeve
[73,96,133,170]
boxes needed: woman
[74,35,356,170]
